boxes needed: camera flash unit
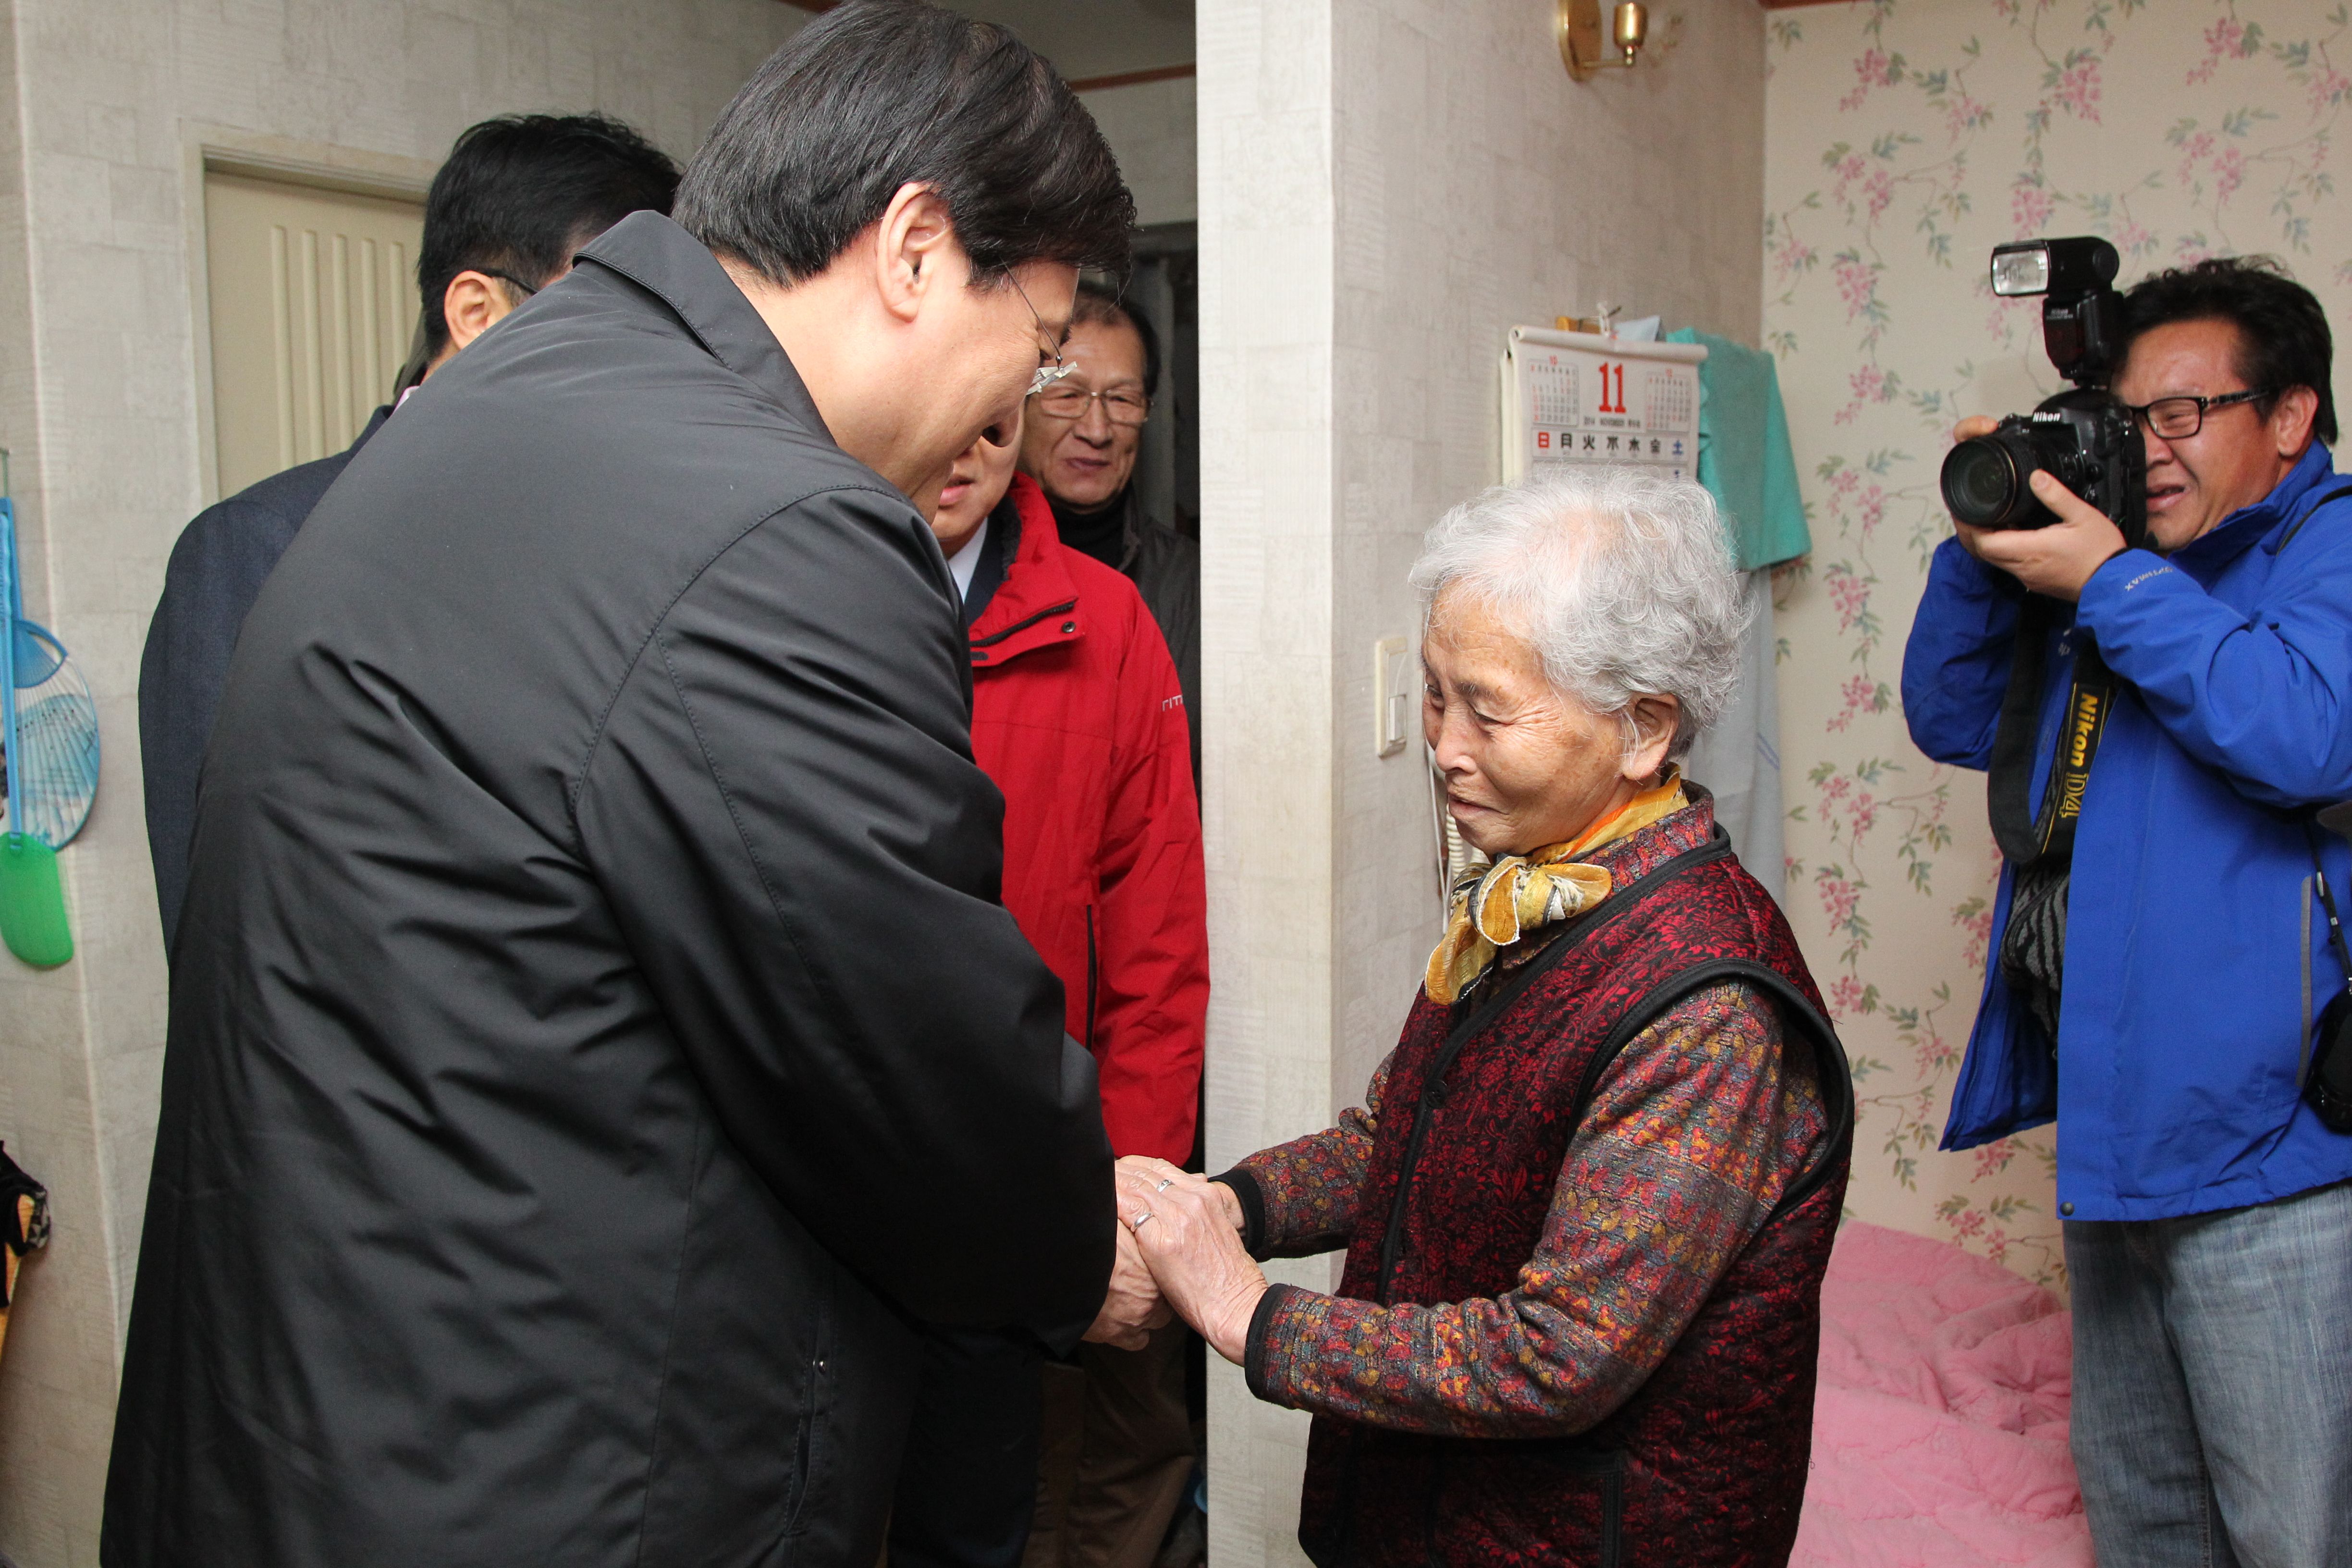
[1991,236,2127,385]
[1991,243,2052,298]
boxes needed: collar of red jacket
[968,473,1086,668]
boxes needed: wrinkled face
[2116,317,2310,551]
[1421,586,1670,858]
[930,411,1024,555]
[1019,317,1148,510]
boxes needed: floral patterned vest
[1298,826,1853,1568]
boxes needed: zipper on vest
[1371,833,1737,1305]
[1596,1451,1627,1568]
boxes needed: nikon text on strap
[1987,597,2117,870]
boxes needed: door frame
[180,126,437,507]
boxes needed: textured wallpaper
[1764,0,2352,1287]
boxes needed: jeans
[2065,1177,2352,1568]
[890,1327,1044,1568]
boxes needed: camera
[1939,237,2146,543]
[1941,388,2143,532]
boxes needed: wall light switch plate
[1373,636,1412,758]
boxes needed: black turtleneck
[1049,488,1128,571]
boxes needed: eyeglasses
[1011,275,1075,397]
[1031,384,1151,427]
[478,267,542,300]
[2127,387,2273,440]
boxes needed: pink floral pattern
[1766,0,2352,1289]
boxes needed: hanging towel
[1666,328,1811,572]
[1681,568,1785,900]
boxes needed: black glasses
[2127,388,2272,440]
[1031,384,1151,427]
[478,267,541,300]
[1010,275,1075,397]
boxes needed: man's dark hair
[2124,256,2338,446]
[1073,281,1161,399]
[673,0,1133,288]
[417,113,681,355]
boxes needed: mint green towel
[1666,328,1811,571]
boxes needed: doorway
[1124,220,1199,538]
[202,172,424,498]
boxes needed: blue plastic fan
[0,460,75,966]
[0,470,99,851]
[3,617,97,848]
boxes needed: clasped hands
[1080,1156,1271,1364]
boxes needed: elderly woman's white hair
[1409,467,1749,761]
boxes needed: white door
[203,172,424,499]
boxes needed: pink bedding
[1792,1222,2092,1568]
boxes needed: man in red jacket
[889,418,1208,1568]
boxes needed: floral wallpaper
[1763,0,2352,1287]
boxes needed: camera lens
[1941,436,2031,527]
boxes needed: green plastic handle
[0,833,72,967]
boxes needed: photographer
[1904,257,2352,1566]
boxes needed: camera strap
[2300,818,2352,1131]
[2307,821,2352,997]
[2276,482,2352,552]
[1987,596,2116,869]
[1989,478,2352,871]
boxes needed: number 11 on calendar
[1594,362,1628,416]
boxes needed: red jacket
[968,476,1207,1163]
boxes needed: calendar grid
[1508,339,1703,484]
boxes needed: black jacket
[104,213,1115,1568]
[1115,493,1200,781]
[137,408,388,945]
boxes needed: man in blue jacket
[1905,257,2352,1567]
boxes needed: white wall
[1196,0,1764,1557]
[0,3,800,1561]
[1081,74,1197,228]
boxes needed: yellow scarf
[1423,773,1689,1005]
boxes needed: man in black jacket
[104,5,1146,1564]
[1019,283,1200,781]
[138,112,679,946]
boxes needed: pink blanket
[1792,1222,2091,1568]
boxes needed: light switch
[1373,636,1413,758]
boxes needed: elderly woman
[1121,469,1852,1567]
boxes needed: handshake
[1081,1155,1272,1366]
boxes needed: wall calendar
[1499,325,1706,485]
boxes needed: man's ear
[872,182,958,326]
[2271,385,2321,458]
[440,270,522,355]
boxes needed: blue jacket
[1904,442,2352,1220]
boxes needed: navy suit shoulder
[139,411,386,946]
